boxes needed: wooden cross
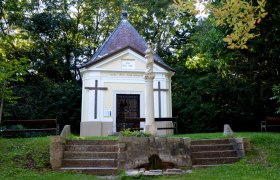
[85,80,108,119]
[154,81,168,118]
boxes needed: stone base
[141,121,174,135]
[144,124,157,135]
[80,121,113,136]
[118,136,192,169]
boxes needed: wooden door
[116,94,140,132]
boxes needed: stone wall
[118,136,192,169]
[49,125,70,169]
[49,134,251,170]
[230,138,251,158]
[50,136,66,169]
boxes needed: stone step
[64,151,118,159]
[191,144,234,152]
[62,159,117,167]
[192,157,240,165]
[67,140,118,146]
[60,167,119,176]
[191,139,231,145]
[65,145,118,152]
[191,150,237,158]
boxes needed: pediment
[85,49,167,73]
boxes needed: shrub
[119,129,151,137]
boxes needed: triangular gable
[85,48,168,73]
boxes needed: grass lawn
[0,132,280,179]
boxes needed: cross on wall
[85,80,108,119]
[154,81,168,118]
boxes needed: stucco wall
[80,121,113,136]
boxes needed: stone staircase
[60,140,119,175]
[191,139,240,168]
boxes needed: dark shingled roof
[83,14,174,71]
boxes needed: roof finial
[122,10,128,20]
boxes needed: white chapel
[79,12,175,136]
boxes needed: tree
[173,0,268,49]
[171,0,280,132]
[0,53,29,124]
[0,0,31,124]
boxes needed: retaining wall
[118,136,192,169]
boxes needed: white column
[144,43,157,135]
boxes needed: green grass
[1,132,280,179]
[171,132,231,139]
[0,136,102,179]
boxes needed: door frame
[113,91,144,133]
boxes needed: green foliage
[172,71,225,132]
[214,0,268,49]
[185,53,211,73]
[119,129,151,137]
[173,0,268,49]
[171,0,280,132]
[0,37,31,123]
[4,79,82,133]
[0,57,30,94]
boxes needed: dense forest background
[0,0,279,133]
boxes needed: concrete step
[62,159,117,167]
[64,151,118,159]
[191,150,237,158]
[191,139,231,145]
[67,140,118,146]
[192,157,240,165]
[191,144,234,152]
[65,145,118,152]
[60,167,119,176]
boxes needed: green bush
[119,129,151,137]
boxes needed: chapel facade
[80,12,175,136]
